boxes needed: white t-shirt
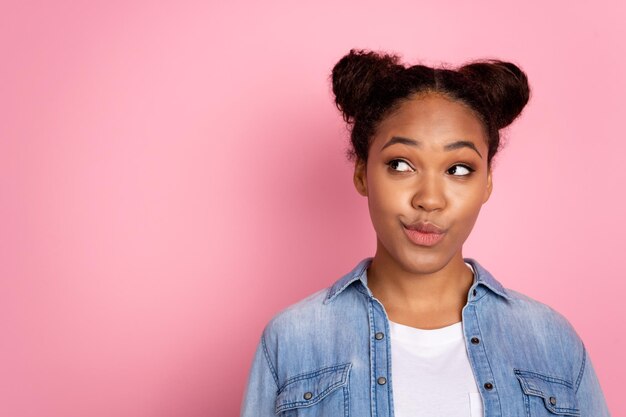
[390,263,483,417]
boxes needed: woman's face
[353,93,493,274]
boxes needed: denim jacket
[240,257,610,416]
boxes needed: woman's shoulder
[486,284,585,353]
[266,287,331,328]
[261,264,373,348]
[503,287,579,330]
[260,285,353,355]
[469,258,584,349]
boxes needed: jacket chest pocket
[514,369,580,416]
[275,363,352,417]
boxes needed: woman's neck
[366,248,474,330]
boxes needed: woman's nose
[411,173,445,212]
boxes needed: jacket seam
[384,306,394,417]
[261,332,280,389]
[367,299,377,417]
[343,384,350,417]
[574,343,587,393]
[473,303,503,416]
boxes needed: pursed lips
[401,220,446,247]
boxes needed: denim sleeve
[576,345,611,416]
[240,332,279,417]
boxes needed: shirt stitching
[574,343,587,393]
[261,332,280,389]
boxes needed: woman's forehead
[372,94,488,151]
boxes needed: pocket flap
[276,363,351,413]
[514,369,580,416]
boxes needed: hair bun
[331,49,404,123]
[459,60,530,129]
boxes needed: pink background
[1,1,624,416]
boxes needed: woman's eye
[387,159,414,172]
[447,164,475,176]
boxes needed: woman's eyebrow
[381,136,483,159]
[445,140,483,159]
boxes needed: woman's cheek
[454,198,484,238]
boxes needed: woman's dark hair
[331,49,530,167]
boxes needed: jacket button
[375,332,385,340]
[303,392,313,400]
[470,337,480,344]
[484,382,494,390]
[550,396,557,406]
[473,289,477,297]
[377,376,387,385]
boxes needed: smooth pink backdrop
[2,1,624,416]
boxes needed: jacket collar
[324,256,511,304]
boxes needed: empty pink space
[1,0,624,416]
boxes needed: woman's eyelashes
[446,164,475,176]
[387,159,414,172]
[386,159,475,176]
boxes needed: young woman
[240,49,610,417]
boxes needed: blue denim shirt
[241,257,610,416]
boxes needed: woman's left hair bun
[331,49,403,123]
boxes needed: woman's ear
[483,167,493,203]
[353,159,368,196]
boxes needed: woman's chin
[390,248,457,275]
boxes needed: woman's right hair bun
[459,60,530,129]
[331,49,404,123]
